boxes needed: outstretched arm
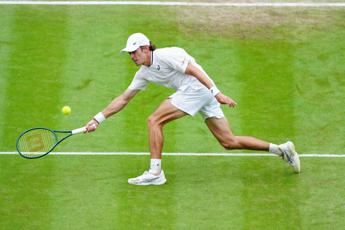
[185,63,237,107]
[85,89,139,132]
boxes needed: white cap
[121,33,150,52]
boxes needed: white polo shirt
[127,47,224,119]
[128,47,214,92]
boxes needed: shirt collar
[150,50,154,66]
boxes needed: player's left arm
[185,63,237,107]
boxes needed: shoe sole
[128,179,167,186]
[287,141,301,173]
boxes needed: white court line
[2,152,345,157]
[0,1,345,7]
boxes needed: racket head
[16,128,59,159]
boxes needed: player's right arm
[102,89,139,117]
[85,89,139,132]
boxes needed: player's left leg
[205,117,300,173]
[205,117,270,151]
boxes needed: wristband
[210,86,220,96]
[93,112,106,124]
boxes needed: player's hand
[85,119,99,133]
[215,93,237,108]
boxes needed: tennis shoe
[128,170,166,186]
[279,141,301,173]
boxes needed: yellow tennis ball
[62,106,71,115]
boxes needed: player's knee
[221,138,239,150]
[147,115,161,128]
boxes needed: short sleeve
[128,68,149,91]
[160,48,191,73]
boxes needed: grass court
[1,1,345,229]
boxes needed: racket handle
[72,127,87,135]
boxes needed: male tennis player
[85,33,300,186]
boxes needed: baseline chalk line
[0,1,345,7]
[1,152,345,157]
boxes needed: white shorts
[169,87,224,120]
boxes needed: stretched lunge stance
[85,33,300,185]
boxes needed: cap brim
[121,45,139,52]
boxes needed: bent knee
[147,115,163,128]
[147,115,157,127]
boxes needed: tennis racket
[16,127,87,159]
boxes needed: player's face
[129,46,150,66]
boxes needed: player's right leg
[147,99,187,159]
[127,170,167,186]
[128,99,187,185]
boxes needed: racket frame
[16,127,86,159]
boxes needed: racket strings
[17,129,57,157]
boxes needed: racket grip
[72,127,87,135]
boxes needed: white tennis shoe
[128,170,167,186]
[279,141,301,173]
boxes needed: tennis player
[85,33,300,186]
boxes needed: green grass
[9,0,345,2]
[1,4,345,230]
[1,6,345,153]
[1,155,345,230]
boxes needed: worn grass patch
[176,7,345,41]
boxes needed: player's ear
[141,45,150,53]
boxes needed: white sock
[149,159,161,175]
[269,143,282,156]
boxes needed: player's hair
[149,42,156,51]
[140,42,156,52]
